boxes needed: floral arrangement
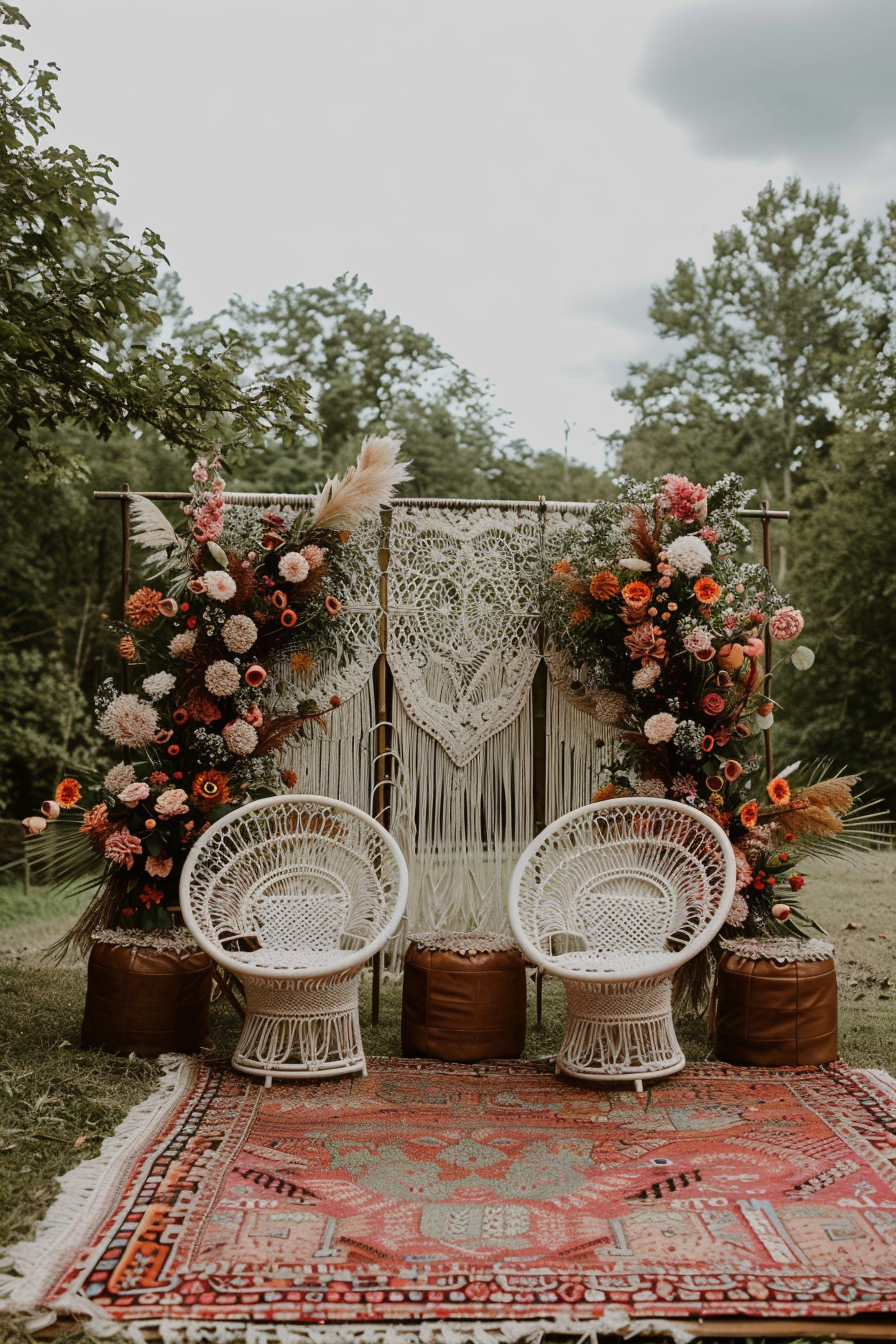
[543,472,884,944]
[23,436,409,950]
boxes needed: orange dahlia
[55,777,81,809]
[282,769,298,787]
[124,587,163,627]
[290,652,314,673]
[80,802,112,849]
[191,769,231,811]
[621,580,651,606]
[767,777,792,805]
[693,577,722,605]
[589,571,620,601]
[552,559,573,576]
[739,800,759,828]
[569,604,591,625]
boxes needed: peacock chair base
[232,971,367,1085]
[555,975,684,1089]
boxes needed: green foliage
[0,6,315,477]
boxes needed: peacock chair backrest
[180,795,408,977]
[509,798,735,983]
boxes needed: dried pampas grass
[797,775,859,815]
[782,804,844,838]
[313,434,411,531]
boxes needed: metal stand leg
[372,949,381,1027]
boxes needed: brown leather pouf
[402,933,527,1062]
[713,937,838,1066]
[82,935,214,1056]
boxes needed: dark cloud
[637,0,896,163]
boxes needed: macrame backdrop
[268,498,618,937]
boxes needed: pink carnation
[700,526,719,544]
[154,788,190,819]
[660,474,708,524]
[104,829,143,869]
[301,545,325,569]
[769,606,804,642]
[145,854,174,879]
[643,712,678,744]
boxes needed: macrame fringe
[391,694,532,937]
[0,1055,198,1316]
[282,673,378,812]
[120,1310,695,1343]
[544,677,616,822]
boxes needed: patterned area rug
[5,1057,896,1339]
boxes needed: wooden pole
[761,498,774,778]
[120,482,131,695]
[370,507,393,1027]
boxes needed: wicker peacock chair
[509,798,736,1089]
[180,795,408,1085]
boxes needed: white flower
[169,630,197,659]
[205,660,242,697]
[664,534,712,577]
[682,626,714,655]
[632,663,660,690]
[104,762,136,793]
[203,569,237,602]
[142,671,177,701]
[643,712,678,744]
[278,551,310,583]
[98,695,159,749]
[221,614,257,653]
[223,719,258,756]
[618,557,651,571]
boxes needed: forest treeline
[1,4,893,817]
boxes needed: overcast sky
[28,0,896,468]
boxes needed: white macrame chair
[508,798,736,1089]
[180,795,408,1085]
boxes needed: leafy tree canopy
[0,4,315,478]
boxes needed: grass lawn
[0,855,893,1344]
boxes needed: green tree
[0,5,314,477]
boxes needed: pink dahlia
[278,551,310,583]
[301,544,325,569]
[769,605,804,641]
[104,829,143,869]
[145,854,174,879]
[203,570,237,602]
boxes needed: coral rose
[701,692,726,716]
[623,622,667,664]
[589,571,620,600]
[621,580,651,606]
[693,577,721,605]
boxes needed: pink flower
[683,626,714,657]
[278,551,310,583]
[145,854,174,879]
[191,462,209,483]
[701,692,726,716]
[643,712,678,744]
[659,474,708,524]
[700,526,718,544]
[118,781,150,807]
[658,575,672,588]
[149,771,170,786]
[732,845,754,893]
[744,636,765,658]
[301,545,325,569]
[770,606,804,641]
[104,829,143,869]
[623,622,667,664]
[203,570,237,602]
[154,788,190,819]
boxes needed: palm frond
[129,494,178,551]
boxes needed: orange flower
[739,800,759,828]
[325,595,342,616]
[191,769,231,811]
[118,635,136,661]
[290,652,314,673]
[693,576,722,605]
[767,777,792,805]
[569,604,591,625]
[80,802,112,849]
[621,580,651,606]
[124,587,163,627]
[552,560,573,576]
[591,783,618,803]
[138,885,165,907]
[589,571,620,601]
[55,777,81,809]
[282,769,298,788]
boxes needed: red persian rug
[5,1057,896,1340]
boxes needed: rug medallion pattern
[41,1060,896,1323]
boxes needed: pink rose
[118,781,150,807]
[701,693,726,716]
[769,606,804,641]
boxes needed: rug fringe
[124,1310,694,1343]
[0,1053,198,1315]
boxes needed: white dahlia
[223,719,258,756]
[205,660,242,698]
[142,671,177,701]
[278,551,310,583]
[98,695,159,749]
[221,614,257,653]
[203,569,237,602]
[643,711,678,744]
[664,534,712,577]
